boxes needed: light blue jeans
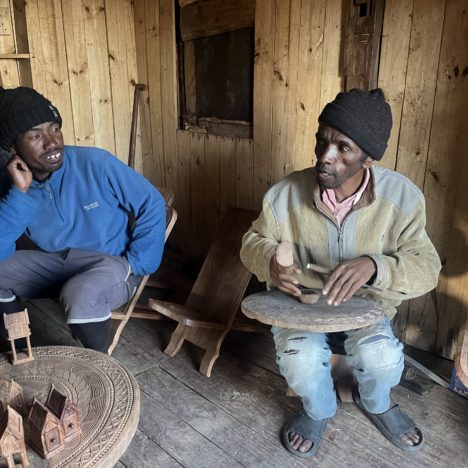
[272,318,404,420]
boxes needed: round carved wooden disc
[0,346,140,467]
[241,290,385,332]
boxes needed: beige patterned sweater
[240,166,441,319]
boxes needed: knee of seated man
[277,335,331,369]
[60,279,99,309]
[352,334,403,370]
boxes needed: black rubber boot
[70,319,111,352]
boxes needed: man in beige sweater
[240,89,441,458]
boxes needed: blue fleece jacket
[0,146,166,276]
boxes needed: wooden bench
[148,206,263,377]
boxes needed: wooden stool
[241,289,385,404]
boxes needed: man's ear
[9,145,17,156]
[363,156,375,169]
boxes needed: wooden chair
[107,202,177,354]
[148,206,263,377]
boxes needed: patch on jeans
[360,334,391,345]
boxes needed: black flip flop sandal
[281,412,328,458]
[353,390,424,452]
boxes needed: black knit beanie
[0,86,62,151]
[318,88,392,160]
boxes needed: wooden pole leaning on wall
[128,83,147,169]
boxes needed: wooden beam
[178,0,200,7]
[179,0,255,41]
[0,53,30,59]
[344,0,385,90]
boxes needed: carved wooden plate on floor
[241,289,385,332]
[0,346,140,467]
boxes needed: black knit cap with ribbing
[318,88,392,160]
[0,86,62,151]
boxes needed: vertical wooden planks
[24,0,47,92]
[133,0,158,183]
[25,0,75,144]
[293,0,326,171]
[318,0,346,112]
[12,0,32,86]
[159,0,178,193]
[235,137,254,210]
[105,0,138,162]
[269,0,291,185]
[0,0,20,87]
[219,135,236,220]
[61,0,94,147]
[82,0,114,152]
[174,129,191,249]
[190,132,207,256]
[281,0,301,178]
[394,0,446,350]
[204,134,221,235]
[424,0,468,358]
[396,0,445,189]
[377,0,414,171]
[252,0,275,208]
[144,0,165,185]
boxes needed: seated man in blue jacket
[0,86,165,352]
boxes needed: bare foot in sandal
[281,412,328,458]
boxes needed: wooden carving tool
[275,243,320,303]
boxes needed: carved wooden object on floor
[0,346,140,467]
[0,405,29,468]
[0,379,25,416]
[28,399,66,459]
[3,310,33,365]
[45,386,81,444]
[241,289,384,332]
[149,206,263,377]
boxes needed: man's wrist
[363,255,377,284]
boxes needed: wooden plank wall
[1,0,467,358]
[133,0,468,359]
[0,0,22,87]
[0,0,139,168]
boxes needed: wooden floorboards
[19,299,468,467]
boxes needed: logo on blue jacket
[83,201,100,211]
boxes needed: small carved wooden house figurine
[46,386,81,443]
[3,310,34,365]
[0,379,25,416]
[28,399,65,459]
[0,405,29,468]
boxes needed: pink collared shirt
[321,169,370,225]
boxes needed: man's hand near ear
[7,155,33,192]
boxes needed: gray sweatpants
[0,249,140,323]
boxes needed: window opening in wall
[176,0,255,138]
